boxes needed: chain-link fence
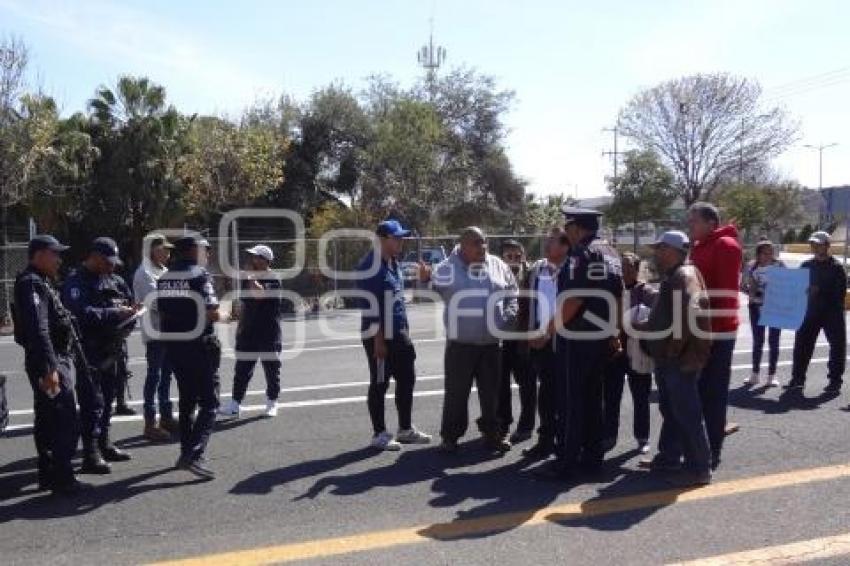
[0,243,29,327]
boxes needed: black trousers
[75,359,104,450]
[168,340,220,462]
[603,352,651,444]
[232,342,282,403]
[497,340,535,434]
[441,342,501,441]
[362,336,416,435]
[792,312,847,385]
[25,355,79,487]
[555,338,607,468]
[529,347,556,447]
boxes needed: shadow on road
[729,384,840,414]
[291,441,502,501]
[230,446,378,496]
[417,448,649,541]
[0,466,206,522]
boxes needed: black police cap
[90,237,123,266]
[173,235,211,251]
[28,234,70,256]
[561,206,603,231]
[501,239,524,253]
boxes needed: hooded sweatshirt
[689,224,742,334]
[432,246,518,345]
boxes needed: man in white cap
[787,231,847,393]
[220,245,284,418]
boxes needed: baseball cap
[90,236,123,266]
[28,234,70,256]
[145,233,174,249]
[651,230,690,252]
[561,206,603,231]
[245,245,274,262]
[376,219,411,238]
[808,231,831,245]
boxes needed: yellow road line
[669,532,850,565]
[149,462,850,566]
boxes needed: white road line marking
[4,356,844,430]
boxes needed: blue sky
[2,0,849,199]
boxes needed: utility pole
[804,142,839,228]
[602,121,633,249]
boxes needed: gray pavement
[1,303,850,565]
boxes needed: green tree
[82,75,191,263]
[273,84,371,214]
[604,150,675,249]
[360,97,444,233]
[179,113,286,225]
[715,183,768,241]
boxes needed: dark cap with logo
[90,237,123,266]
[28,234,70,256]
[561,206,603,231]
[376,219,411,238]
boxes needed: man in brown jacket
[638,231,712,487]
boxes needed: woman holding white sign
[742,239,784,387]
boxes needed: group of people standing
[12,199,848,496]
[356,202,848,487]
[13,231,289,494]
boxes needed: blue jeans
[143,340,173,421]
[655,364,711,474]
[749,304,780,375]
[698,338,736,463]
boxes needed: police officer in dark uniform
[157,236,221,479]
[533,207,624,480]
[12,235,90,495]
[62,237,136,472]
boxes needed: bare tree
[618,73,798,206]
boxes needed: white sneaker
[638,440,651,454]
[370,431,402,451]
[744,372,760,386]
[766,374,780,387]
[264,399,278,418]
[218,399,240,418]
[397,427,432,445]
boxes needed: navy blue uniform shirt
[157,259,219,337]
[62,266,134,359]
[355,250,409,337]
[14,267,71,376]
[558,237,624,336]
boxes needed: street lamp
[803,142,839,227]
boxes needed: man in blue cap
[12,235,91,495]
[157,235,221,479]
[355,220,431,451]
[62,236,138,473]
[532,207,624,480]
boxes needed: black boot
[114,402,136,416]
[99,436,131,462]
[80,444,112,474]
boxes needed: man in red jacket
[687,202,742,471]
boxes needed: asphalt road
[2,301,850,565]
